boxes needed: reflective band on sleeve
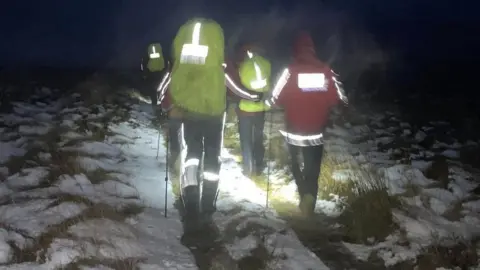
[271,68,290,98]
[333,75,348,103]
[225,74,259,100]
[279,130,324,146]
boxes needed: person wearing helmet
[264,31,348,218]
[140,43,168,108]
[236,53,271,177]
[157,18,262,231]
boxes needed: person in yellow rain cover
[157,18,263,232]
[140,42,168,108]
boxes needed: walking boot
[299,194,316,219]
[201,180,219,225]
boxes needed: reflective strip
[222,63,227,68]
[192,22,201,44]
[180,127,199,188]
[297,73,326,91]
[332,75,348,104]
[225,74,259,100]
[250,62,267,90]
[264,99,273,107]
[185,158,200,167]
[265,68,290,107]
[247,50,253,58]
[279,130,323,147]
[203,171,219,181]
[180,22,209,65]
[149,47,160,59]
[157,72,171,104]
[220,111,226,154]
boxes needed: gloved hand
[255,92,264,102]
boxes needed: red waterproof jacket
[267,32,345,139]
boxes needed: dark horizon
[1,0,478,72]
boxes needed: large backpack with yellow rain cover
[146,43,165,72]
[170,18,226,117]
[238,55,271,112]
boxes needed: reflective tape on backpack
[250,62,267,89]
[279,130,324,146]
[180,22,209,65]
[297,73,327,92]
[149,46,161,59]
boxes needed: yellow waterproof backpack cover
[238,55,271,112]
[146,43,165,72]
[170,18,226,117]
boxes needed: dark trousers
[143,72,164,106]
[288,144,325,200]
[238,112,266,176]
[181,114,225,216]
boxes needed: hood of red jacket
[293,31,325,66]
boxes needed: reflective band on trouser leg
[219,111,226,159]
[181,158,200,190]
[203,171,220,182]
[279,130,324,147]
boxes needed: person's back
[166,18,228,232]
[141,43,166,106]
[269,32,343,136]
[265,31,348,217]
[236,54,271,176]
[170,18,226,119]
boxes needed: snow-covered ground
[260,108,480,269]
[0,87,329,269]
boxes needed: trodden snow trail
[131,101,331,269]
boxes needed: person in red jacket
[265,31,348,217]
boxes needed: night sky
[0,0,477,68]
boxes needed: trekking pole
[164,128,169,218]
[156,129,161,159]
[265,110,274,209]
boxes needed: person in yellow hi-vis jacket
[237,53,271,177]
[140,42,168,108]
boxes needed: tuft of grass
[415,238,479,270]
[317,153,355,200]
[338,168,401,244]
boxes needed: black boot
[201,180,219,223]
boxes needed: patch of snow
[0,199,87,237]
[6,167,50,189]
[442,149,460,159]
[0,141,27,164]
